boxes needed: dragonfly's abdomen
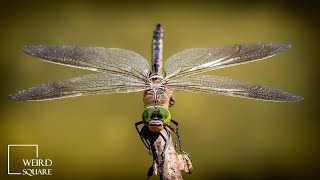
[152,24,163,75]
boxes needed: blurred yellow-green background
[1,0,318,179]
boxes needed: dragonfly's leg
[167,124,179,150]
[170,119,190,157]
[170,120,180,150]
[135,121,151,154]
[147,165,154,179]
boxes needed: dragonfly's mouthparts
[149,120,163,132]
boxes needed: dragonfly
[9,24,303,156]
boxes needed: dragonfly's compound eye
[142,106,155,125]
[142,106,172,132]
[157,106,171,126]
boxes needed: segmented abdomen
[152,24,163,75]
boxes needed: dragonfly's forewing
[23,45,150,80]
[9,73,148,101]
[164,43,291,79]
[166,75,303,102]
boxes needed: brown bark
[142,127,193,179]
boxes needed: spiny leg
[135,121,151,155]
[170,119,190,157]
[135,121,150,149]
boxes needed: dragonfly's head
[142,106,171,132]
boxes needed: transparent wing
[23,45,150,80]
[165,75,303,102]
[9,73,148,101]
[164,43,291,79]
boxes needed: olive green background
[1,0,318,179]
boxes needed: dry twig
[141,127,193,179]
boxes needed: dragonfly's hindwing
[164,43,291,79]
[23,45,150,79]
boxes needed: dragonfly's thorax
[148,75,164,89]
[144,75,175,109]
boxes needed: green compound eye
[157,106,171,126]
[142,106,155,125]
[142,106,171,126]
